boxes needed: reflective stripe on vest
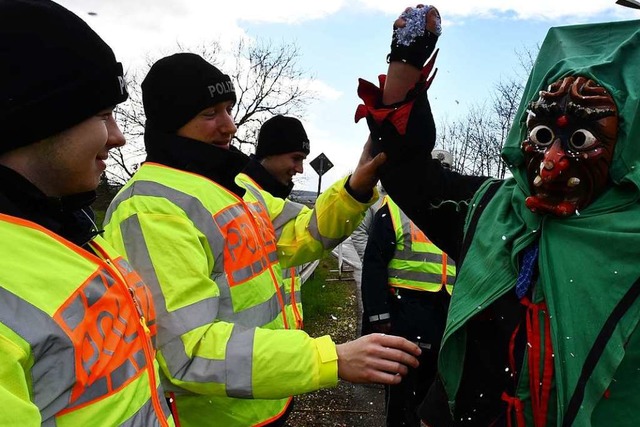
[272,203,305,240]
[240,177,307,330]
[386,197,456,293]
[106,164,290,399]
[241,174,343,250]
[0,215,172,426]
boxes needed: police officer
[0,1,173,425]
[103,53,422,426]
[361,193,455,427]
[240,115,311,330]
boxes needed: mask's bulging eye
[570,129,598,151]
[529,125,554,146]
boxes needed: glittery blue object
[394,6,441,47]
[515,242,539,299]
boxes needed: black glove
[366,85,436,161]
[355,53,439,159]
[388,6,441,69]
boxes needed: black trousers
[385,288,450,427]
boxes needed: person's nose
[106,114,126,149]
[221,110,237,136]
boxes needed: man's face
[33,108,125,196]
[260,151,307,186]
[177,100,237,148]
[521,76,618,217]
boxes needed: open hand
[336,333,421,385]
[348,136,387,196]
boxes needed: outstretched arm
[355,5,488,260]
[337,333,421,384]
[382,5,441,104]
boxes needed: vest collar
[144,126,249,197]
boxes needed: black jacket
[361,203,395,323]
[376,97,527,427]
[241,157,293,199]
[0,164,98,247]
[379,157,487,263]
[144,126,250,197]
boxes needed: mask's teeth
[567,177,581,187]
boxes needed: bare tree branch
[436,45,538,178]
[107,38,316,184]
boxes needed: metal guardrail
[299,260,320,283]
[298,240,361,284]
[327,244,356,282]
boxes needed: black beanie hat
[142,53,237,132]
[255,115,310,159]
[0,0,128,154]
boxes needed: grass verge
[301,255,355,339]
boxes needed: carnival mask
[522,76,618,217]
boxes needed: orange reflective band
[215,202,277,287]
[410,222,430,244]
[289,268,303,329]
[53,268,147,408]
[441,252,448,286]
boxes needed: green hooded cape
[439,19,640,426]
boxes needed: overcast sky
[59,1,640,191]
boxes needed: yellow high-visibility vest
[0,213,173,426]
[237,173,306,330]
[104,163,374,426]
[281,265,304,329]
[386,196,456,294]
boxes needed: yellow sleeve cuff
[314,335,338,389]
[338,176,379,208]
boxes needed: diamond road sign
[309,152,333,177]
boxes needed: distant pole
[316,158,324,198]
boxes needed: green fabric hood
[440,19,640,426]
[503,19,640,191]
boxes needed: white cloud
[56,0,640,193]
[57,0,355,70]
[227,0,346,24]
[297,108,372,192]
[357,0,630,21]
[59,0,639,69]
[58,0,639,67]
[307,80,343,101]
